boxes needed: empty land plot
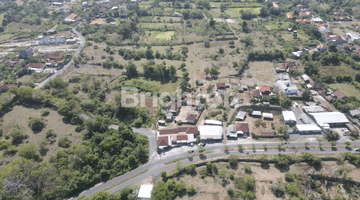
[329,83,360,99]
[318,64,358,78]
[169,160,355,200]
[156,31,176,40]
[241,61,276,86]
[0,105,80,162]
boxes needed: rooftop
[159,126,198,135]
[157,136,169,146]
[186,114,197,122]
[235,122,249,132]
[332,91,346,99]
[310,112,349,125]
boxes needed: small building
[348,108,360,118]
[138,185,153,200]
[252,111,262,117]
[19,47,33,58]
[166,102,181,115]
[287,13,293,19]
[196,80,203,86]
[276,80,298,95]
[251,89,261,98]
[158,126,198,136]
[302,74,310,82]
[47,29,56,35]
[235,122,249,135]
[296,124,322,134]
[198,125,223,140]
[204,120,223,126]
[235,111,246,121]
[263,113,273,120]
[282,111,296,124]
[310,82,323,90]
[158,120,166,126]
[241,85,248,91]
[230,98,238,108]
[347,33,360,42]
[227,124,237,138]
[0,84,17,92]
[332,91,347,100]
[186,114,197,124]
[82,1,89,6]
[52,2,62,6]
[197,103,204,111]
[303,106,324,113]
[258,86,271,96]
[66,38,77,44]
[216,83,226,91]
[166,113,174,122]
[312,17,323,23]
[44,53,63,61]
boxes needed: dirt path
[226,22,240,40]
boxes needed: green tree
[58,136,71,148]
[18,143,40,161]
[210,67,218,77]
[302,90,312,100]
[161,171,167,181]
[198,146,205,153]
[182,71,189,79]
[259,154,268,164]
[187,185,197,195]
[204,67,210,77]
[238,144,243,150]
[344,141,351,147]
[263,144,267,150]
[304,142,309,148]
[179,80,190,91]
[330,141,336,147]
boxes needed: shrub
[259,154,268,164]
[271,181,285,197]
[285,182,299,197]
[40,108,50,116]
[229,155,238,166]
[58,136,71,148]
[244,165,252,173]
[187,185,197,195]
[28,116,46,131]
[9,126,27,144]
[285,172,295,182]
[326,130,340,141]
[298,152,321,167]
[18,143,40,161]
[186,164,196,174]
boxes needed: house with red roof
[317,44,328,52]
[236,122,249,135]
[310,82,323,91]
[67,13,77,20]
[157,136,171,148]
[0,84,18,92]
[287,13,293,19]
[186,114,197,124]
[158,126,198,146]
[166,102,181,115]
[332,91,347,100]
[251,89,261,98]
[258,86,272,96]
[295,19,303,23]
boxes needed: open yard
[329,83,360,99]
[240,61,276,86]
[156,31,176,40]
[165,160,358,200]
[0,105,80,167]
[318,64,358,78]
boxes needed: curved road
[72,130,360,198]
[35,27,85,89]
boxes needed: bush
[229,155,238,166]
[244,165,252,173]
[285,172,295,182]
[326,130,340,141]
[58,136,71,148]
[271,181,286,197]
[259,154,268,164]
[9,126,27,144]
[298,152,321,167]
[187,185,197,195]
[28,116,46,131]
[18,143,41,161]
[40,108,50,116]
[186,164,196,174]
[285,182,299,197]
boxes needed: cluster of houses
[22,53,65,73]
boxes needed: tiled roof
[333,91,346,99]
[159,126,198,135]
[157,136,169,146]
[67,13,77,20]
[259,86,271,92]
[235,122,249,132]
[166,102,181,111]
[251,89,261,97]
[216,83,226,88]
[310,82,323,89]
[186,114,197,122]
[0,84,17,90]
[317,44,327,49]
[333,35,344,41]
[288,67,297,71]
[177,134,188,140]
[27,63,44,68]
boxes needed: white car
[354,148,360,152]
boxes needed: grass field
[318,63,358,78]
[123,77,178,93]
[329,83,360,99]
[228,7,261,14]
[156,31,175,40]
[240,61,276,86]
[0,106,80,166]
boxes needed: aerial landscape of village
[1,0,360,199]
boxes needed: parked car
[198,143,205,147]
[300,118,306,124]
[354,148,360,152]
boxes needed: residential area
[1,0,360,199]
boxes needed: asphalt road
[73,138,360,198]
[35,27,85,89]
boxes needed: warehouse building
[199,125,223,140]
[309,112,349,128]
